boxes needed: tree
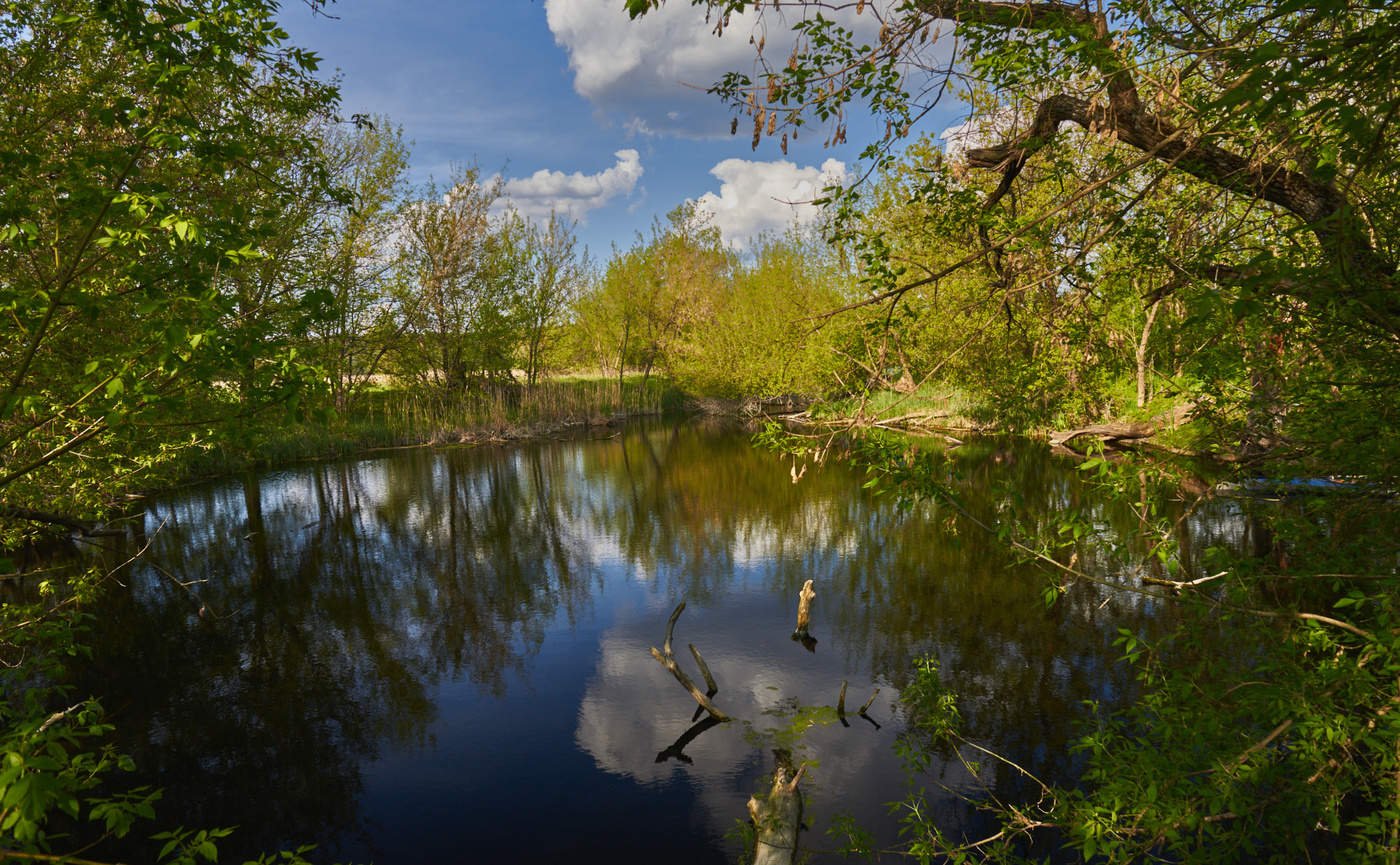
[305,117,411,410]
[668,228,854,398]
[572,203,733,387]
[516,211,584,387]
[630,0,1400,465]
[393,167,510,391]
[631,0,1400,860]
[1,0,341,858]
[0,0,339,540]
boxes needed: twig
[1141,570,1227,592]
[0,849,125,865]
[1231,718,1294,770]
[36,702,85,734]
[1293,612,1373,639]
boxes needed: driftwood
[749,749,805,865]
[688,642,719,722]
[649,601,730,721]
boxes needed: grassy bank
[179,376,683,480]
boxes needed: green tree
[630,0,1400,465]
[516,211,584,387]
[393,166,509,390]
[632,0,1400,861]
[669,228,854,398]
[571,203,733,387]
[305,117,411,411]
[0,0,338,539]
[0,0,341,859]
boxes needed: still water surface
[74,421,1253,863]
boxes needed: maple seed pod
[752,114,763,149]
[731,117,739,136]
[781,132,788,155]
[767,112,776,136]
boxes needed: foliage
[667,230,857,397]
[628,6,1400,851]
[304,117,412,411]
[0,0,358,860]
[852,439,1400,862]
[631,0,1400,464]
[0,0,341,544]
[571,203,735,387]
[517,212,586,387]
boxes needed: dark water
[69,421,1254,863]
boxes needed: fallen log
[1049,422,1156,448]
[749,749,805,865]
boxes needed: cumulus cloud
[693,157,847,249]
[545,0,756,136]
[499,149,644,223]
[546,0,891,137]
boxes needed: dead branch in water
[649,601,730,722]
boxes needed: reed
[367,376,672,443]
[169,376,678,482]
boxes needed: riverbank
[176,376,685,482]
[756,383,1215,458]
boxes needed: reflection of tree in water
[578,426,1258,826]
[76,443,601,861]
[67,423,1272,861]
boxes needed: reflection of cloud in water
[575,611,981,852]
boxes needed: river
[70,420,1256,863]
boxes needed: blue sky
[279,0,964,256]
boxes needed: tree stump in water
[748,749,804,865]
[791,579,816,640]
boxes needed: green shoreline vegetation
[4,0,1399,862]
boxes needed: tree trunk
[1137,298,1161,409]
[749,750,804,865]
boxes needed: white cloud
[693,157,847,249]
[499,149,644,223]
[546,0,889,137]
[546,0,757,136]
[573,621,979,852]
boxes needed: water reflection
[71,422,1252,863]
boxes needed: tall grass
[176,377,677,481]
[366,377,672,444]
